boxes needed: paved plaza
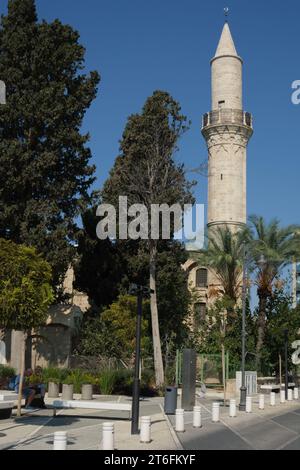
[1,393,300,450]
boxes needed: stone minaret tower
[202,22,253,232]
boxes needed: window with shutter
[196,268,208,288]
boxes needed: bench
[0,392,18,402]
[0,401,14,419]
[260,383,295,393]
[52,400,132,419]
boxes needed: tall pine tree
[0,0,100,286]
[102,91,195,385]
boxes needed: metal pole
[239,245,247,411]
[284,329,289,401]
[131,290,143,435]
[279,354,282,389]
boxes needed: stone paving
[2,393,300,450]
[0,396,178,451]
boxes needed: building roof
[214,22,239,58]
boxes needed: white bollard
[294,387,299,400]
[259,394,265,410]
[175,409,185,432]
[212,402,220,423]
[246,396,252,413]
[280,390,286,404]
[193,406,202,428]
[53,431,67,450]
[102,422,114,450]
[229,399,237,418]
[270,392,276,406]
[140,416,151,443]
[288,389,293,401]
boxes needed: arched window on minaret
[196,268,208,288]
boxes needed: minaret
[202,22,253,231]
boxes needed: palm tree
[200,226,248,304]
[197,225,248,403]
[248,216,300,369]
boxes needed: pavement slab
[0,396,178,451]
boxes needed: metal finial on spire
[224,7,229,21]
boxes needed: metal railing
[202,109,253,129]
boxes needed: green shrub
[106,369,133,395]
[63,369,84,393]
[47,377,60,385]
[98,370,118,395]
[42,367,63,383]
[81,373,97,386]
[0,365,15,379]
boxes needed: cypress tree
[0,0,100,287]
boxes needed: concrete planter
[48,382,59,398]
[62,384,74,401]
[81,384,93,400]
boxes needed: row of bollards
[53,416,152,450]
[174,387,300,433]
[175,406,203,431]
[52,387,300,449]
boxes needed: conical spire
[214,22,238,57]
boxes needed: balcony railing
[202,109,253,129]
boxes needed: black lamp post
[129,284,154,435]
[239,244,248,411]
[284,329,289,400]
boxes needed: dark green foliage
[74,208,124,309]
[0,0,100,287]
[0,238,54,330]
[248,216,300,365]
[0,364,15,379]
[258,289,300,376]
[74,295,151,360]
[194,297,255,368]
[102,90,195,211]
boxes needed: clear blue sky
[1,0,300,227]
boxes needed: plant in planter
[42,367,63,398]
[47,377,60,398]
[62,376,75,400]
[81,373,96,400]
[98,370,117,395]
[64,370,84,394]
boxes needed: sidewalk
[2,393,300,450]
[0,396,179,451]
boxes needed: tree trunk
[256,293,268,371]
[17,332,26,417]
[221,317,227,406]
[221,343,227,406]
[149,242,164,386]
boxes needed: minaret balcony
[202,109,253,130]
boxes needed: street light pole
[131,287,143,435]
[239,244,247,411]
[130,284,154,435]
[284,329,289,400]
